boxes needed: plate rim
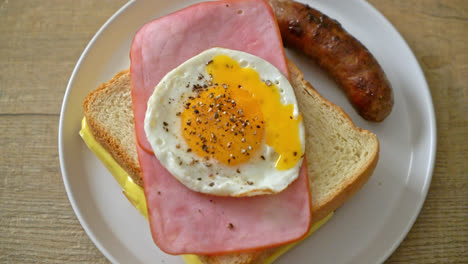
[58,0,437,263]
[58,1,136,263]
[355,2,437,263]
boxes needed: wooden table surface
[0,0,466,263]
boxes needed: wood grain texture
[368,1,468,263]
[0,0,466,263]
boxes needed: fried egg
[144,48,305,197]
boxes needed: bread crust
[288,60,380,223]
[83,70,143,187]
[200,60,379,264]
[287,60,379,225]
[83,60,379,264]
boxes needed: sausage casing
[269,0,394,122]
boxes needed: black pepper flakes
[227,223,234,229]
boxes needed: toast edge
[82,61,379,264]
[287,59,379,224]
[83,69,143,187]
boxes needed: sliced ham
[139,147,311,254]
[130,0,311,254]
[131,0,288,153]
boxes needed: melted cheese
[79,117,332,263]
[79,118,148,219]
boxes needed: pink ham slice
[130,0,311,254]
[139,149,312,254]
[131,0,289,153]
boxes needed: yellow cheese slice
[79,117,333,264]
[79,118,148,219]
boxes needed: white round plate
[59,0,436,263]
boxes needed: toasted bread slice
[289,61,379,224]
[83,70,143,187]
[82,60,379,264]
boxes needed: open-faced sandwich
[80,0,388,263]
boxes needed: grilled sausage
[268,0,394,122]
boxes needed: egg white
[144,48,305,197]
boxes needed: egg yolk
[181,84,265,166]
[181,55,302,170]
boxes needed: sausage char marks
[268,0,394,122]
